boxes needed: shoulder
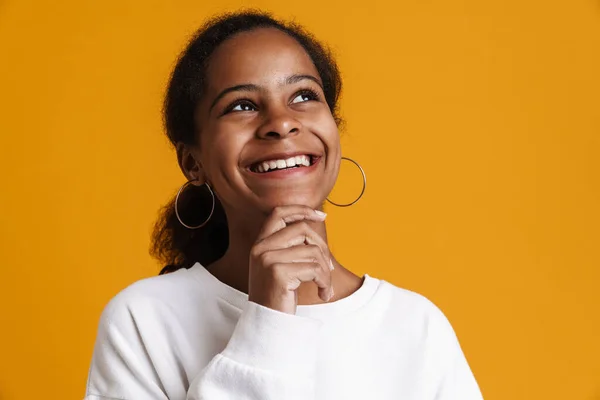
[363,279,483,398]
[373,278,462,350]
[374,280,483,398]
[376,279,451,320]
[97,267,202,331]
[87,268,205,398]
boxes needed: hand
[248,205,334,315]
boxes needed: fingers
[252,221,331,264]
[248,205,334,313]
[273,262,333,302]
[266,245,333,300]
[259,244,330,271]
[257,205,326,242]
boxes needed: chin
[259,194,324,211]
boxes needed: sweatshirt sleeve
[426,304,484,400]
[85,295,169,399]
[186,301,322,400]
[434,346,483,400]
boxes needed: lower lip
[246,157,322,179]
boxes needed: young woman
[85,11,483,400]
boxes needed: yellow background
[1,0,598,399]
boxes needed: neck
[206,209,343,305]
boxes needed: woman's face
[191,27,341,218]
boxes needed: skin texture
[177,27,362,313]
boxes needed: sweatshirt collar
[189,262,380,321]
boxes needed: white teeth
[254,155,313,173]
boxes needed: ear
[176,142,205,184]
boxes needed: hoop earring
[326,157,367,207]
[175,180,215,229]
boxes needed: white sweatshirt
[85,262,483,399]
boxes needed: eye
[291,89,320,104]
[224,100,257,114]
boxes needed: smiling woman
[84,10,483,400]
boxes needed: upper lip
[244,151,321,168]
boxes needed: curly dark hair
[150,10,343,275]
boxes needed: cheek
[302,110,341,186]
[303,108,340,147]
[200,128,246,178]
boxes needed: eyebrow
[209,74,324,113]
[285,74,323,89]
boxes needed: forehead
[205,28,320,90]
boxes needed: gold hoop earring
[326,157,366,207]
[174,180,215,229]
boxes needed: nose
[256,107,301,140]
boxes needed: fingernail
[315,210,327,219]
[329,259,335,271]
[328,287,335,302]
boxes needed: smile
[249,154,319,174]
